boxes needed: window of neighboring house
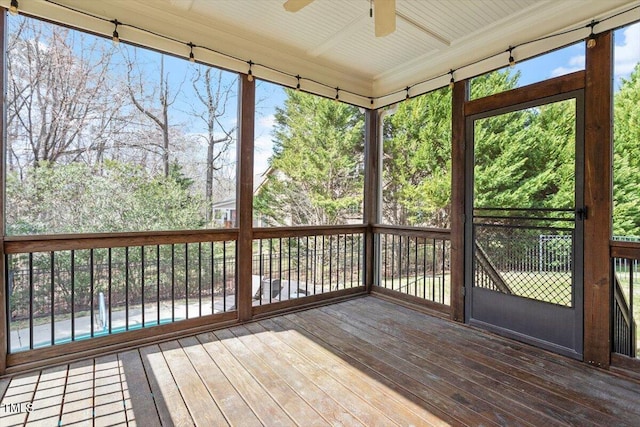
[5,14,238,235]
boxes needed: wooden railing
[252,226,366,311]
[610,240,639,359]
[372,225,451,312]
[2,225,368,370]
[4,230,239,355]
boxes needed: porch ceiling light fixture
[188,42,195,63]
[9,0,18,16]
[247,60,254,81]
[295,75,301,90]
[448,70,455,89]
[334,87,340,102]
[587,20,597,49]
[508,46,516,68]
[405,86,410,99]
[112,20,120,45]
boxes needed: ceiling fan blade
[283,0,315,12]
[373,0,396,37]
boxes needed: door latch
[576,206,588,220]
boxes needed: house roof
[9,0,640,107]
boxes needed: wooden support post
[450,80,468,323]
[583,30,613,368]
[363,109,380,292]
[0,9,7,375]
[236,74,255,322]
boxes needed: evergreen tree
[382,87,452,227]
[255,90,364,225]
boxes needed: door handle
[576,207,588,220]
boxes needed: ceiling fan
[283,0,396,37]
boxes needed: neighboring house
[211,169,272,228]
[210,198,236,228]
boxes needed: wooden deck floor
[1,296,639,426]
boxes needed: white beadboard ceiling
[6,0,640,107]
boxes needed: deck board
[158,340,227,426]
[118,349,161,426]
[251,319,448,427]
[314,304,559,426]
[2,296,639,426]
[196,331,296,426]
[339,299,620,426]
[93,355,127,427]
[139,344,192,427]
[350,298,640,422]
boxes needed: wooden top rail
[253,224,367,239]
[372,224,451,239]
[465,71,585,117]
[610,240,640,260]
[4,229,239,254]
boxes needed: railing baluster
[288,236,291,286]
[51,252,55,345]
[156,245,161,326]
[269,239,273,304]
[391,234,395,291]
[442,240,446,304]
[108,248,112,334]
[630,265,635,357]
[90,249,95,337]
[223,241,227,311]
[259,239,263,305]
[313,236,317,295]
[335,235,339,290]
[323,235,327,293]
[5,255,10,352]
[71,250,75,341]
[211,242,216,314]
[297,237,301,296]
[406,235,410,295]
[432,239,437,302]
[305,236,310,295]
[414,237,418,297]
[171,244,175,322]
[343,234,347,289]
[141,246,145,327]
[185,243,189,319]
[422,240,427,299]
[198,242,202,317]
[125,246,129,331]
[28,253,33,350]
[279,237,283,298]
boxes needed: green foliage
[256,65,640,239]
[474,99,576,210]
[6,160,206,234]
[614,63,640,237]
[382,87,452,227]
[255,90,364,225]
